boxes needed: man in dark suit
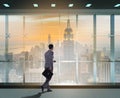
[41,44,55,92]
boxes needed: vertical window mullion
[93,14,97,82]
[110,14,115,82]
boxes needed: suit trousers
[42,75,52,90]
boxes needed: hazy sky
[0,15,120,54]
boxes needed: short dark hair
[48,44,54,49]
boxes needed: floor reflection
[22,92,42,98]
[22,91,49,98]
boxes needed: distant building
[63,19,74,60]
[28,55,33,68]
[98,52,110,82]
[7,53,13,61]
[48,34,51,44]
[0,55,5,61]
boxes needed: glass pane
[0,16,5,56]
[58,15,77,84]
[0,16,5,82]
[115,15,120,82]
[78,15,93,83]
[8,16,24,83]
[25,14,59,83]
[96,15,110,82]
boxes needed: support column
[93,14,97,82]
[23,16,25,83]
[5,15,9,61]
[5,15,9,83]
[75,14,79,84]
[110,14,115,82]
[58,14,61,83]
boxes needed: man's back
[41,44,54,92]
[44,50,53,70]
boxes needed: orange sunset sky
[1,15,120,53]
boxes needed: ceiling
[0,0,120,9]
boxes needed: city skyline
[0,15,120,83]
[0,15,120,57]
[0,15,118,53]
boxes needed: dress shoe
[47,89,52,92]
[41,86,44,92]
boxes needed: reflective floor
[0,88,120,98]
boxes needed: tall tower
[63,19,74,60]
[64,19,73,40]
[48,34,51,44]
[61,19,75,83]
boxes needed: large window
[0,14,119,84]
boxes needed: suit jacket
[44,49,54,72]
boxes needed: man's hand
[53,60,56,63]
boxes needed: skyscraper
[63,19,74,60]
[48,34,51,44]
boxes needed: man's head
[48,44,54,50]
